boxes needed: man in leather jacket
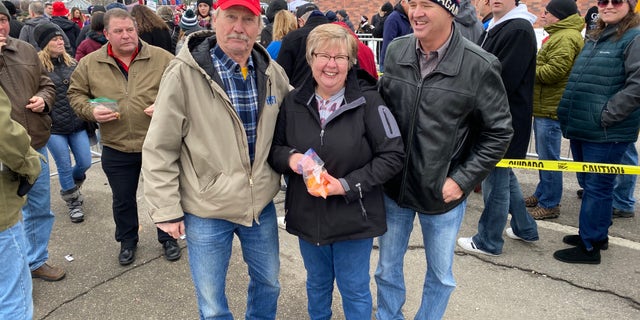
[375,0,513,319]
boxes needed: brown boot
[524,195,538,207]
[31,262,66,281]
[529,205,560,220]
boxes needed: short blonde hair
[306,24,357,69]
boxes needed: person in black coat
[458,0,539,256]
[276,9,328,87]
[269,24,404,319]
[130,4,173,54]
[50,2,80,55]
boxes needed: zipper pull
[249,177,254,187]
[355,183,367,220]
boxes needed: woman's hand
[288,153,304,174]
[321,171,346,196]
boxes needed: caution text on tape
[496,159,640,175]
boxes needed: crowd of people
[0,0,639,319]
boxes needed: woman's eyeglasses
[597,0,627,8]
[313,52,349,65]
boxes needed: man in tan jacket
[142,0,291,317]
[68,8,175,266]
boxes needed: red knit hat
[51,1,68,16]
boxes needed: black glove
[17,176,36,197]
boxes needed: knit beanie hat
[2,1,16,16]
[180,9,199,30]
[0,2,10,21]
[325,10,337,22]
[51,1,69,16]
[545,0,578,20]
[429,0,459,16]
[91,5,106,14]
[106,2,127,11]
[34,23,64,49]
[381,2,393,13]
[197,0,213,8]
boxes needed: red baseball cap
[214,0,261,16]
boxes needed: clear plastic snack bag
[297,148,329,199]
[89,97,120,119]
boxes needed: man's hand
[144,104,154,117]
[442,177,463,203]
[156,221,185,239]
[93,105,120,123]
[25,96,46,113]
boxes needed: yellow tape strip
[496,159,640,175]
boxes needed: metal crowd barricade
[357,33,383,67]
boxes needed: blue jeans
[184,202,280,320]
[473,167,539,255]
[299,237,373,320]
[0,221,33,320]
[47,131,92,191]
[613,143,637,212]
[22,147,55,270]
[570,140,629,250]
[375,195,465,320]
[533,117,563,208]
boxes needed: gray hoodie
[454,0,484,42]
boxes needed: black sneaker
[163,240,182,261]
[562,235,608,250]
[119,247,136,266]
[553,245,600,264]
[577,189,583,199]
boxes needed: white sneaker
[457,237,499,256]
[277,216,286,230]
[505,228,536,243]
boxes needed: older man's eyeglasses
[597,0,627,8]
[313,52,349,65]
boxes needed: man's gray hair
[29,1,45,16]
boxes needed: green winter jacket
[533,14,584,120]
[0,86,42,232]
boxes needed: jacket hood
[87,30,107,44]
[393,2,407,17]
[51,16,76,31]
[487,3,537,30]
[544,13,585,34]
[24,16,49,27]
[178,30,272,75]
[455,0,481,27]
[266,0,287,22]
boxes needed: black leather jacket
[380,28,513,214]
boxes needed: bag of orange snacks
[297,148,329,199]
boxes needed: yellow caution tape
[496,159,640,175]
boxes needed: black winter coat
[139,27,173,54]
[276,14,329,87]
[479,18,536,159]
[268,69,405,245]
[48,58,86,135]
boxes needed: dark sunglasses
[597,0,627,7]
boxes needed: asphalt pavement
[33,147,640,320]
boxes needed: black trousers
[101,146,172,248]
